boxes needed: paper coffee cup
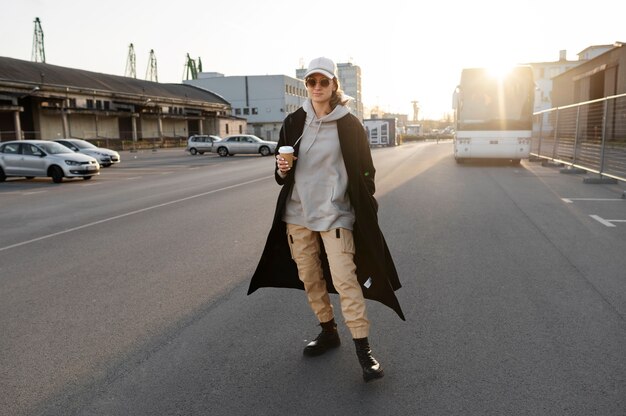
[279,146,295,168]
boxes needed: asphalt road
[1,143,625,416]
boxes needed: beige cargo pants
[286,224,370,339]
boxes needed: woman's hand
[276,155,296,173]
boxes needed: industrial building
[551,42,626,107]
[527,45,615,113]
[185,73,307,142]
[0,56,245,147]
[185,61,364,142]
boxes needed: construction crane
[31,17,46,63]
[125,43,136,78]
[411,101,420,122]
[183,53,198,81]
[146,49,158,82]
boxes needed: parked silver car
[186,134,222,155]
[0,140,100,183]
[54,138,121,167]
[214,134,277,157]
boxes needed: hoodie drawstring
[303,118,324,153]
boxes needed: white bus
[452,66,534,164]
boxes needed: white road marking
[0,175,272,252]
[590,215,617,227]
[562,198,624,203]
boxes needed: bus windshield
[457,68,534,131]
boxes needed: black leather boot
[354,337,384,382]
[303,319,340,357]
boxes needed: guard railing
[532,93,626,183]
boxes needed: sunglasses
[305,77,333,88]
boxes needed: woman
[248,57,404,382]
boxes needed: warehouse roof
[0,56,229,105]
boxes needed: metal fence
[532,93,626,183]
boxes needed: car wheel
[83,176,92,180]
[102,163,111,168]
[218,147,229,157]
[0,167,6,182]
[50,166,64,183]
[189,148,198,155]
[259,146,270,156]
[198,151,205,155]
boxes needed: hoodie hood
[298,99,350,153]
[302,99,350,122]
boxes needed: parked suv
[186,135,222,155]
[0,140,100,183]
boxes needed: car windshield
[71,140,98,149]
[38,142,75,154]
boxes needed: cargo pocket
[336,228,355,255]
[286,229,296,259]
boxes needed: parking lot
[2,142,626,416]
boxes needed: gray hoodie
[283,99,355,231]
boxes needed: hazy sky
[2,0,624,119]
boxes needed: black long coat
[248,107,405,320]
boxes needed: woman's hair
[330,78,350,109]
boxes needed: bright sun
[486,64,516,79]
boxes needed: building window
[104,101,110,110]
[225,124,229,134]
[86,99,94,109]
[243,108,250,115]
[96,100,102,109]
[235,108,241,115]
[252,107,258,115]
[239,125,243,133]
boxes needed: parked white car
[0,140,100,183]
[214,135,277,157]
[54,138,121,167]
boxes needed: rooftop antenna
[146,49,158,82]
[197,56,203,73]
[31,17,46,63]
[125,43,137,78]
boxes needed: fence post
[552,109,560,160]
[599,99,609,176]
[572,106,581,165]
